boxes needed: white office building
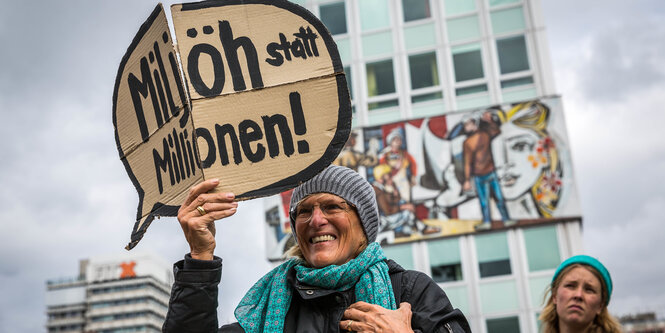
[263,1,584,332]
[45,252,173,333]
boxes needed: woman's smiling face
[294,193,366,268]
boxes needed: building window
[486,316,520,333]
[500,76,533,89]
[490,6,526,34]
[447,15,481,42]
[497,35,529,74]
[411,91,442,103]
[523,225,560,272]
[402,0,431,22]
[456,84,487,96]
[476,232,511,278]
[452,44,484,82]
[488,0,520,7]
[368,99,399,111]
[409,52,439,89]
[383,243,415,270]
[359,0,391,31]
[319,2,347,35]
[366,60,396,96]
[444,0,476,16]
[428,238,463,282]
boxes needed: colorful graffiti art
[263,97,580,259]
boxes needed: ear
[551,289,557,305]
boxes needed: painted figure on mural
[379,127,417,202]
[372,164,439,240]
[460,109,514,230]
[333,131,378,172]
[421,100,564,223]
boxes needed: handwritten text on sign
[113,1,350,249]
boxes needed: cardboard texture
[113,0,351,249]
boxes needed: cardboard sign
[113,1,351,249]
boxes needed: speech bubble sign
[113,1,351,249]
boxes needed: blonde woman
[540,255,622,333]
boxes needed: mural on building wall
[263,97,580,260]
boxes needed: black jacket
[163,255,471,333]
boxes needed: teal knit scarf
[235,242,396,332]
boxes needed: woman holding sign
[163,165,471,332]
[539,255,622,333]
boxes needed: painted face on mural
[493,120,544,200]
[390,135,403,152]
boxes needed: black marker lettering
[293,27,313,57]
[188,43,225,97]
[128,57,161,142]
[291,39,305,59]
[153,137,175,194]
[289,92,309,154]
[305,26,319,56]
[180,131,191,178]
[239,120,265,163]
[173,129,186,179]
[218,20,263,91]
[215,123,242,165]
[168,134,180,183]
[279,33,292,61]
[152,68,168,126]
[266,42,284,66]
[196,128,216,168]
[262,114,294,158]
[184,129,197,175]
[265,27,320,67]
[154,41,178,118]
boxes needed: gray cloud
[544,0,665,319]
[577,19,665,103]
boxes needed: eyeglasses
[293,200,354,224]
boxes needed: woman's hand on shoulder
[340,301,414,333]
[178,178,238,260]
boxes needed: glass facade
[319,2,347,35]
[476,232,511,278]
[309,0,544,120]
[409,52,439,89]
[366,60,396,97]
[524,225,560,272]
[383,243,415,270]
[428,238,462,283]
[444,0,476,16]
[487,316,520,333]
[402,0,431,22]
[452,44,484,82]
[497,35,530,74]
[358,0,391,31]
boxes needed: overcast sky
[0,0,663,331]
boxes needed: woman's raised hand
[177,179,238,260]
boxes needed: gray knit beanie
[289,165,379,243]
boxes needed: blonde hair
[539,264,622,333]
